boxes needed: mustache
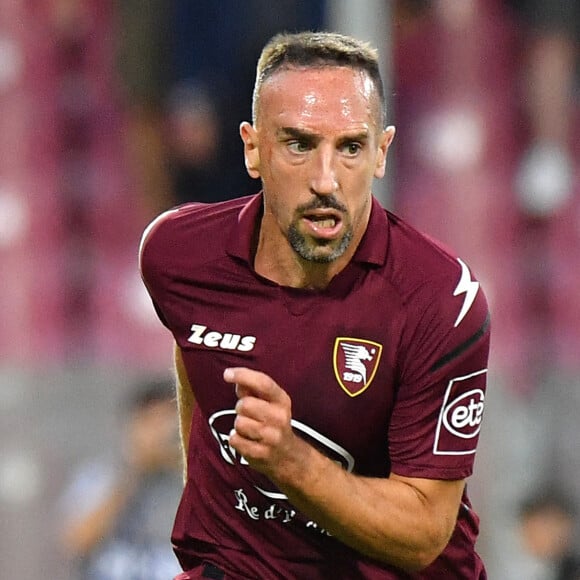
[297,195,347,213]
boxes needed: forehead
[258,66,380,132]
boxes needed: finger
[228,428,270,465]
[224,367,283,402]
[235,395,271,422]
[233,414,264,443]
[235,383,252,399]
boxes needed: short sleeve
[138,208,181,329]
[388,259,491,480]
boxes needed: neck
[256,255,337,290]
[253,231,356,290]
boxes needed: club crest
[333,337,383,397]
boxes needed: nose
[309,145,338,196]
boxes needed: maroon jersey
[140,193,490,579]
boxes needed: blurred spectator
[59,378,182,580]
[518,490,580,580]
[115,0,174,215]
[164,79,231,205]
[508,0,578,217]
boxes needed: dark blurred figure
[519,490,580,580]
[164,79,231,205]
[59,379,182,580]
[115,0,174,216]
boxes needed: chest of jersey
[171,260,405,476]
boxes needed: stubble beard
[287,223,353,263]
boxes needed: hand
[224,367,303,482]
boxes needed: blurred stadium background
[0,1,578,578]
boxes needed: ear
[239,121,261,179]
[374,125,396,179]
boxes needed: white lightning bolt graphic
[453,258,479,327]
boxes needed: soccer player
[140,31,491,579]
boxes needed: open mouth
[309,215,337,228]
[302,210,343,237]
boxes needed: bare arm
[174,343,195,483]
[61,476,139,557]
[226,366,464,572]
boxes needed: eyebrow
[336,131,370,146]
[276,127,370,144]
[276,127,318,142]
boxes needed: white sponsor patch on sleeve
[433,368,487,456]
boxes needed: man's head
[519,490,577,560]
[240,32,395,282]
[252,31,386,129]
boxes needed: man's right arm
[174,343,195,484]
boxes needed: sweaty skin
[240,66,393,290]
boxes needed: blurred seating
[393,0,580,395]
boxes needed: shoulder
[139,196,250,260]
[139,196,252,279]
[384,210,489,344]
[385,211,463,285]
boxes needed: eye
[341,142,362,156]
[287,140,311,154]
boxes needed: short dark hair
[519,488,577,520]
[252,31,386,127]
[125,377,174,413]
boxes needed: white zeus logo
[188,324,256,352]
[208,409,355,500]
[433,368,487,456]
